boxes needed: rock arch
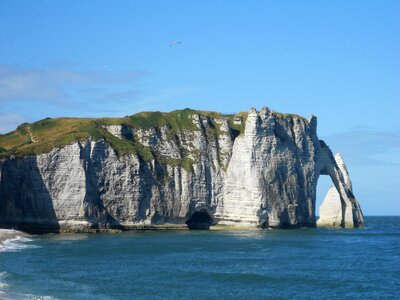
[316,145,364,228]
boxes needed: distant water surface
[0,216,399,299]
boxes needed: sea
[0,216,399,300]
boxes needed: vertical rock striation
[0,108,364,232]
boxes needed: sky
[0,0,399,215]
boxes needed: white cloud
[0,64,146,104]
[322,127,400,166]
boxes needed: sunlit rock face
[317,154,364,228]
[0,108,363,232]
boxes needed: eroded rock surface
[317,154,364,228]
[0,108,364,232]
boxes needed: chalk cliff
[0,108,364,232]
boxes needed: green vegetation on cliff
[0,108,307,171]
[0,109,248,163]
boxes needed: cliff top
[0,108,307,158]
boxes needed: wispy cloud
[0,64,146,106]
[322,126,400,166]
[0,113,29,134]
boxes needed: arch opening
[316,175,332,219]
[186,209,213,230]
[316,173,349,228]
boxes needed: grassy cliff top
[0,109,244,158]
[0,108,306,158]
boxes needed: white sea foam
[19,294,59,300]
[0,271,9,296]
[0,271,58,300]
[0,236,39,253]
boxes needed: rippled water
[0,216,399,299]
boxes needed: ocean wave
[0,279,8,290]
[0,271,9,296]
[0,271,58,300]
[18,293,59,300]
[0,236,39,253]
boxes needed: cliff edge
[0,107,364,233]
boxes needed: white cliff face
[36,143,88,224]
[103,125,134,140]
[219,107,320,227]
[0,108,364,232]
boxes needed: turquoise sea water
[0,216,399,299]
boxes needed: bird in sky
[170,41,182,47]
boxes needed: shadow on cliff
[269,122,314,226]
[82,141,125,231]
[0,157,60,234]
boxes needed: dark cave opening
[185,209,213,230]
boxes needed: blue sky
[0,0,399,215]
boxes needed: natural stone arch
[316,148,364,228]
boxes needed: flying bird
[170,41,182,47]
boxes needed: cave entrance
[186,209,213,230]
